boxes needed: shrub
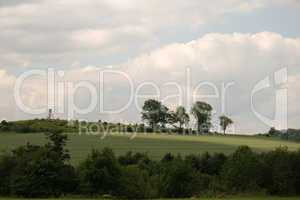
[78,148,121,195]
[0,132,299,199]
[221,146,264,193]
[262,147,299,195]
[0,154,16,195]
[160,157,197,198]
[185,152,227,175]
[116,165,155,199]
[118,151,149,166]
[10,146,77,197]
[8,132,78,198]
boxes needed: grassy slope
[0,197,299,200]
[0,133,299,165]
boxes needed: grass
[0,132,299,165]
[0,197,299,200]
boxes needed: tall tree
[175,106,190,129]
[191,101,213,134]
[219,115,233,135]
[141,99,168,130]
[45,129,70,161]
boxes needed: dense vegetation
[0,119,77,133]
[259,127,300,142]
[0,131,299,199]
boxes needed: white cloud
[126,32,300,83]
[1,0,292,69]
[0,69,15,88]
[0,0,300,132]
[5,32,300,133]
[71,30,113,48]
[122,32,300,132]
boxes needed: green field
[0,197,299,200]
[0,133,299,165]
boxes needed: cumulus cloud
[119,32,300,132]
[127,32,300,82]
[1,1,300,133]
[4,32,300,133]
[1,0,293,70]
[0,69,15,88]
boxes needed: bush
[8,132,78,198]
[0,131,299,199]
[160,157,198,198]
[221,146,264,193]
[78,148,121,195]
[118,151,149,166]
[185,152,226,175]
[10,146,77,197]
[0,154,16,195]
[116,165,155,199]
[262,147,299,195]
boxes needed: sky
[0,0,300,134]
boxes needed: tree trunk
[151,123,155,132]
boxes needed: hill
[0,133,298,165]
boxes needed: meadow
[0,132,299,165]
[0,197,299,200]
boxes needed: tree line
[0,131,299,199]
[141,99,233,134]
[259,127,300,142]
[0,99,233,135]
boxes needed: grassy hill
[0,132,299,165]
[0,197,299,200]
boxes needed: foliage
[168,106,190,132]
[261,147,300,195]
[0,131,299,198]
[0,119,76,133]
[117,165,154,199]
[1,131,78,198]
[141,99,169,130]
[264,127,300,142]
[160,156,197,198]
[191,101,213,133]
[221,146,265,193]
[78,148,121,196]
[219,115,233,134]
[0,154,16,195]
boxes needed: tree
[221,146,264,193]
[78,148,121,195]
[141,99,169,130]
[268,127,281,136]
[0,154,16,195]
[116,166,154,199]
[165,107,189,130]
[9,131,78,198]
[45,129,70,161]
[160,157,199,198]
[175,106,190,129]
[191,101,213,134]
[0,120,9,131]
[263,147,299,195]
[219,115,233,135]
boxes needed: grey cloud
[0,1,300,133]
[0,0,278,70]
[0,0,41,7]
